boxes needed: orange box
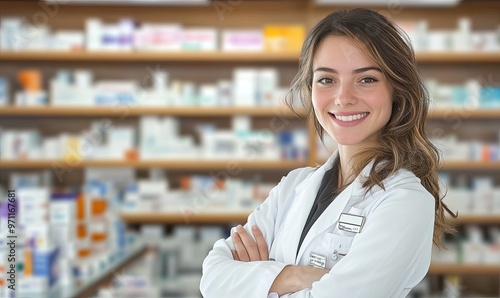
[77,223,87,238]
[91,198,107,215]
[180,176,191,190]
[24,248,33,276]
[18,70,42,91]
[77,193,85,220]
[125,148,138,160]
[264,25,305,52]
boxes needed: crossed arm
[231,224,329,296]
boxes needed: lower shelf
[121,209,252,224]
[428,264,500,275]
[63,242,146,298]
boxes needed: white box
[0,78,9,105]
[135,24,183,51]
[222,30,263,52]
[182,28,217,51]
[234,68,258,106]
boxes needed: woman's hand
[231,224,269,261]
[231,224,329,295]
[269,265,330,296]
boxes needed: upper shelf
[0,51,499,63]
[428,109,500,119]
[428,264,500,275]
[0,106,304,117]
[121,209,251,224]
[41,0,210,6]
[454,215,500,225]
[120,211,500,225]
[0,159,309,170]
[2,107,498,119]
[0,51,301,63]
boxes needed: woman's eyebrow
[313,66,382,74]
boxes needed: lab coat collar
[294,151,338,194]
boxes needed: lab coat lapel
[295,159,375,263]
[280,152,338,265]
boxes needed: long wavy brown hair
[285,8,456,248]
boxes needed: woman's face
[312,35,393,148]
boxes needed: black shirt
[296,156,341,256]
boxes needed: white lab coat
[200,152,435,298]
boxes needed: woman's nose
[335,83,357,106]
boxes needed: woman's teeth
[334,113,367,122]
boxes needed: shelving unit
[119,212,500,225]
[428,109,500,119]
[428,264,500,275]
[0,106,305,117]
[2,106,500,118]
[0,0,499,296]
[66,242,147,298]
[0,51,301,62]
[0,160,309,170]
[0,51,499,63]
[121,209,252,224]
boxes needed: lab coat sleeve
[282,185,435,298]
[199,175,291,298]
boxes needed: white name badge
[309,252,327,269]
[338,213,365,233]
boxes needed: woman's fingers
[231,249,240,261]
[231,225,271,262]
[235,225,261,261]
[232,231,250,261]
[252,225,269,261]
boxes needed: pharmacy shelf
[440,161,500,171]
[454,215,500,225]
[120,212,500,225]
[67,242,146,298]
[2,107,499,119]
[428,264,500,275]
[429,109,500,119]
[121,209,252,224]
[415,52,500,63]
[0,106,304,117]
[0,51,300,62]
[42,0,210,6]
[0,51,499,63]
[312,160,500,171]
[0,159,309,170]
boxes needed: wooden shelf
[454,215,500,225]
[42,0,210,6]
[440,161,500,171]
[0,51,499,63]
[0,106,304,117]
[415,52,500,63]
[428,264,500,275]
[0,51,300,63]
[429,109,500,119]
[2,107,499,119]
[120,211,500,225]
[121,209,252,224]
[312,160,500,171]
[0,159,309,170]
[67,242,146,298]
[121,211,500,225]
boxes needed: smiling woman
[311,35,393,151]
[200,8,456,298]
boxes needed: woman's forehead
[312,36,378,71]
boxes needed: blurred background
[0,0,499,297]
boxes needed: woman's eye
[360,77,378,83]
[318,77,333,84]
